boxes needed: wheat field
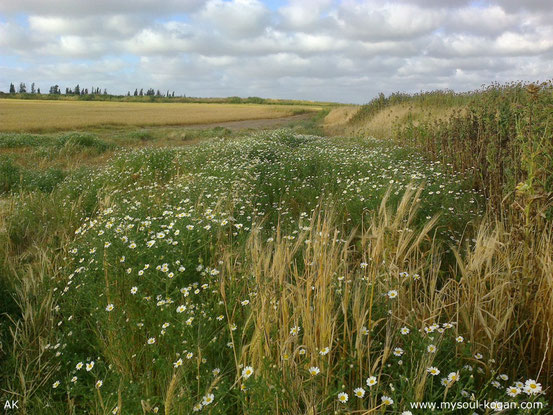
[0,99,318,132]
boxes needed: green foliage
[55,133,113,153]
[3,129,548,414]
[0,156,67,194]
[0,156,21,192]
[126,129,155,141]
[350,81,553,223]
[0,133,55,148]
[394,81,553,222]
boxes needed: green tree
[9,83,15,94]
[31,82,36,94]
[18,82,26,93]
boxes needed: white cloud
[335,1,444,41]
[198,0,270,38]
[1,0,553,102]
[444,5,518,37]
[279,0,334,29]
[0,0,204,16]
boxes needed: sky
[1,0,552,103]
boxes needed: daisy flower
[202,393,214,406]
[524,379,542,395]
[337,392,348,403]
[381,395,394,405]
[506,386,521,397]
[290,326,300,336]
[353,387,365,398]
[366,376,377,387]
[447,372,459,383]
[242,366,254,379]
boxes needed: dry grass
[340,103,460,139]
[223,190,553,410]
[322,106,359,135]
[0,99,319,132]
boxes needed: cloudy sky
[1,0,552,103]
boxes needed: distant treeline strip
[2,82,334,107]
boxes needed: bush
[0,156,21,193]
[55,133,113,153]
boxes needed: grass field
[0,86,551,414]
[0,99,320,132]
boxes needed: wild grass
[322,106,359,135]
[0,99,321,133]
[1,128,550,414]
[334,80,553,405]
[343,81,553,221]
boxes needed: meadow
[0,86,551,414]
[0,99,318,132]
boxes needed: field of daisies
[1,129,549,413]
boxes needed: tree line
[7,82,180,98]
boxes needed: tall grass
[347,81,553,222]
[340,80,553,400]
[1,127,551,413]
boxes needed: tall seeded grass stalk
[5,249,60,413]
[213,186,552,413]
[218,189,462,412]
[454,219,553,381]
[0,192,85,412]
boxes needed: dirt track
[180,112,315,131]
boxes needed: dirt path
[180,113,315,131]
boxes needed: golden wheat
[0,99,319,132]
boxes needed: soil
[180,113,314,131]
